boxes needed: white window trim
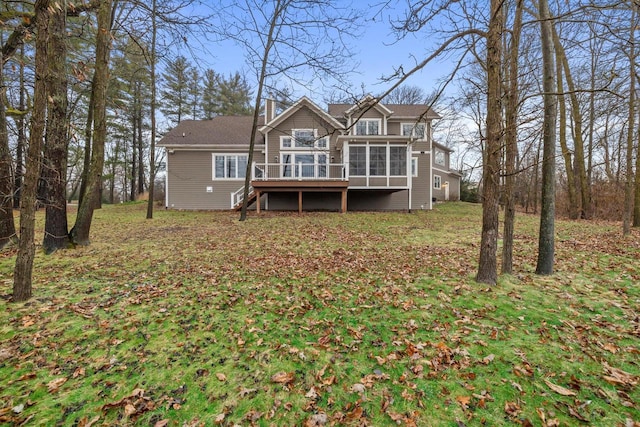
[411,157,418,177]
[212,153,248,180]
[280,135,293,149]
[348,144,408,178]
[433,174,442,189]
[284,128,328,150]
[280,152,329,178]
[401,122,426,140]
[353,118,382,136]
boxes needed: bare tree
[42,2,71,253]
[623,6,636,235]
[146,0,158,220]
[0,47,17,249]
[535,0,557,275]
[219,0,361,221]
[501,0,523,275]
[13,0,51,301]
[71,0,114,245]
[384,85,430,104]
[476,0,503,285]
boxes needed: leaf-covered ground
[0,202,638,426]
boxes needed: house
[158,95,461,212]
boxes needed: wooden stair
[233,189,257,211]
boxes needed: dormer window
[402,123,426,139]
[355,119,380,136]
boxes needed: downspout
[263,129,269,211]
[165,148,169,208]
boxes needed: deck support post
[341,189,347,213]
[298,191,303,214]
[256,190,261,214]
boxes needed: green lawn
[0,202,638,426]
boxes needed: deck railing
[252,163,347,181]
[230,184,253,208]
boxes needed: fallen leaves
[544,379,577,396]
[46,377,67,393]
[1,204,639,426]
[102,388,155,421]
[271,371,295,386]
[602,361,638,389]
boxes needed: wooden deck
[251,180,349,213]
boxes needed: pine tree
[213,72,253,116]
[160,55,192,124]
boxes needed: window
[435,149,445,166]
[369,146,386,176]
[293,129,314,147]
[283,129,327,149]
[349,146,366,176]
[411,157,418,177]
[389,147,407,176]
[355,119,380,136]
[402,123,426,139]
[281,152,328,178]
[213,154,248,179]
[434,175,441,189]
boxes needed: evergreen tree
[201,69,218,119]
[187,67,201,119]
[213,71,253,116]
[160,55,192,124]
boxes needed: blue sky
[190,1,455,102]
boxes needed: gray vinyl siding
[166,149,264,210]
[267,106,340,163]
[387,121,401,135]
[432,145,461,202]
[411,153,431,209]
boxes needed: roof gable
[328,95,439,120]
[260,96,344,133]
[343,94,394,117]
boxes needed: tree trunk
[13,45,26,209]
[137,102,144,196]
[130,113,137,201]
[0,48,18,249]
[146,0,157,219]
[78,76,95,207]
[70,0,113,245]
[634,4,640,228]
[555,43,578,219]
[552,26,590,219]
[501,0,523,275]
[240,0,285,221]
[42,3,71,254]
[535,0,557,275]
[13,0,51,302]
[634,102,640,227]
[624,7,637,234]
[476,0,503,284]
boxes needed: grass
[0,202,638,426]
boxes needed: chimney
[265,98,276,122]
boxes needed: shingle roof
[328,103,440,119]
[158,116,265,147]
